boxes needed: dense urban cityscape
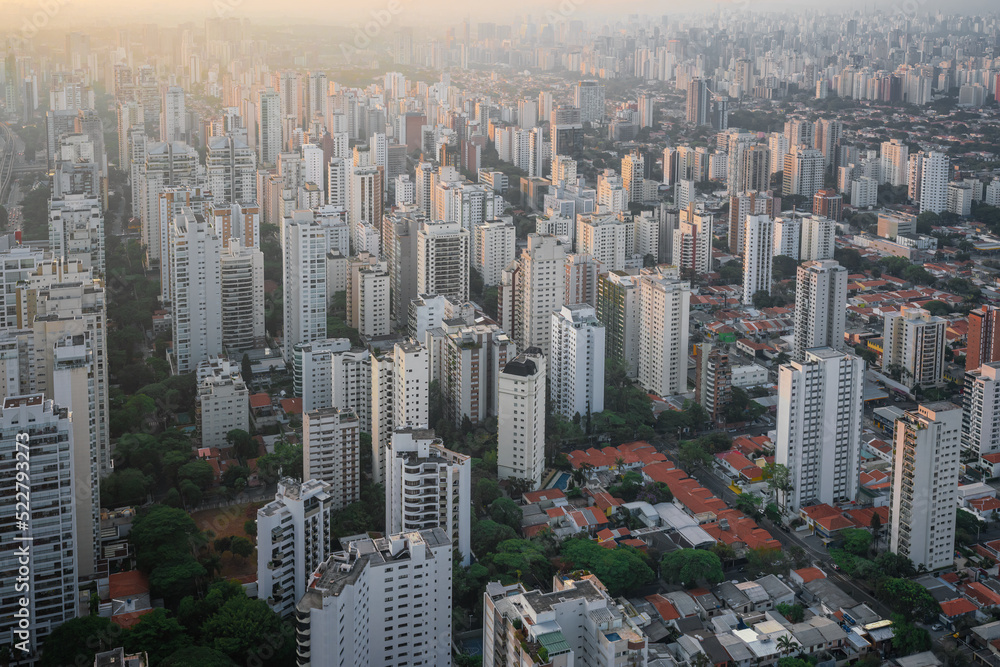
[2,2,1000,666]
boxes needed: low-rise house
[756,575,795,608]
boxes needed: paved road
[659,446,894,616]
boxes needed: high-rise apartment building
[293,529,453,667]
[483,574,649,667]
[728,191,776,254]
[282,211,329,361]
[0,396,77,653]
[621,150,645,203]
[673,204,712,275]
[882,305,946,388]
[799,214,837,261]
[793,260,847,361]
[638,266,691,397]
[386,428,471,565]
[963,362,1000,462]
[438,323,514,427]
[371,341,429,485]
[497,349,547,489]
[304,407,361,508]
[686,78,709,126]
[206,134,256,205]
[170,210,223,374]
[499,234,567,358]
[219,239,265,352]
[776,348,864,512]
[575,80,606,123]
[880,139,909,186]
[417,220,470,303]
[596,271,641,377]
[918,151,949,214]
[197,360,249,448]
[741,214,774,305]
[138,141,199,266]
[48,193,105,276]
[782,145,825,198]
[890,402,961,571]
[258,88,282,167]
[549,305,605,420]
[160,85,185,143]
[257,478,336,618]
[967,305,1000,372]
[694,343,732,426]
[473,219,516,286]
[812,189,842,221]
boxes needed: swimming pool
[551,472,570,490]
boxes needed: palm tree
[776,635,800,656]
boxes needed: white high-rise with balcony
[890,402,961,571]
[257,478,336,618]
[371,341,429,485]
[294,529,453,667]
[962,362,1000,461]
[776,348,864,512]
[793,260,847,361]
[417,220,470,303]
[497,349,547,489]
[220,238,265,352]
[170,210,223,374]
[882,305,946,388]
[741,214,774,305]
[386,428,471,565]
[304,407,361,509]
[283,211,329,361]
[550,305,605,420]
[638,267,691,397]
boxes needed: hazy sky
[1,0,997,29]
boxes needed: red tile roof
[280,397,303,415]
[249,393,272,408]
[793,567,827,584]
[940,598,977,617]
[523,488,567,504]
[646,594,681,621]
[109,570,150,599]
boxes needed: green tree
[746,547,789,577]
[661,549,724,588]
[559,537,654,596]
[100,468,153,507]
[840,528,873,557]
[489,498,523,531]
[177,459,215,490]
[201,592,292,665]
[891,614,932,655]
[878,579,940,621]
[735,493,764,518]
[488,539,551,584]
[776,603,805,623]
[226,429,257,460]
[874,551,915,579]
[230,536,254,561]
[678,440,713,469]
[475,478,502,510]
[244,519,257,537]
[255,440,303,483]
[160,646,236,666]
[40,615,118,667]
[130,505,206,602]
[122,609,190,664]
[472,519,517,555]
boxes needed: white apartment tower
[882,305,946,389]
[793,260,848,361]
[439,323,515,427]
[550,305,606,420]
[48,194,105,276]
[258,88,282,166]
[170,211,223,374]
[0,396,77,654]
[206,134,256,205]
[220,239,265,352]
[293,529,453,667]
[386,428,472,565]
[782,145,825,198]
[674,205,713,275]
[257,478,337,618]
[417,220,470,303]
[890,402,962,571]
[160,85,186,143]
[638,267,691,397]
[741,214,774,305]
[962,362,1000,461]
[497,349,547,489]
[775,348,864,512]
[919,151,949,214]
[304,407,361,509]
[197,363,249,448]
[799,214,836,261]
[371,341,429,485]
[500,234,567,358]
[880,139,909,186]
[283,211,329,362]
[483,575,649,667]
[473,219,516,286]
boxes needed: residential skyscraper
[48,193,105,276]
[417,220,470,303]
[963,362,1000,462]
[499,234,567,358]
[793,260,848,361]
[918,151,949,214]
[882,305,946,388]
[386,428,472,565]
[621,150,645,204]
[741,214,774,305]
[549,305,605,420]
[497,349,547,489]
[371,341,429,484]
[728,191,776,254]
[782,145,825,198]
[776,348,865,512]
[880,139,909,186]
[258,88,282,166]
[638,266,691,397]
[890,402,962,571]
[596,271,641,377]
[473,219,516,286]
[293,529,453,667]
[694,343,732,426]
[257,478,336,618]
[575,80,605,123]
[282,211,329,361]
[219,239,265,352]
[686,78,710,126]
[206,134,256,205]
[967,304,1000,372]
[169,210,223,374]
[160,85,185,143]
[438,323,514,427]
[304,407,361,508]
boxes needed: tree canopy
[661,549,724,588]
